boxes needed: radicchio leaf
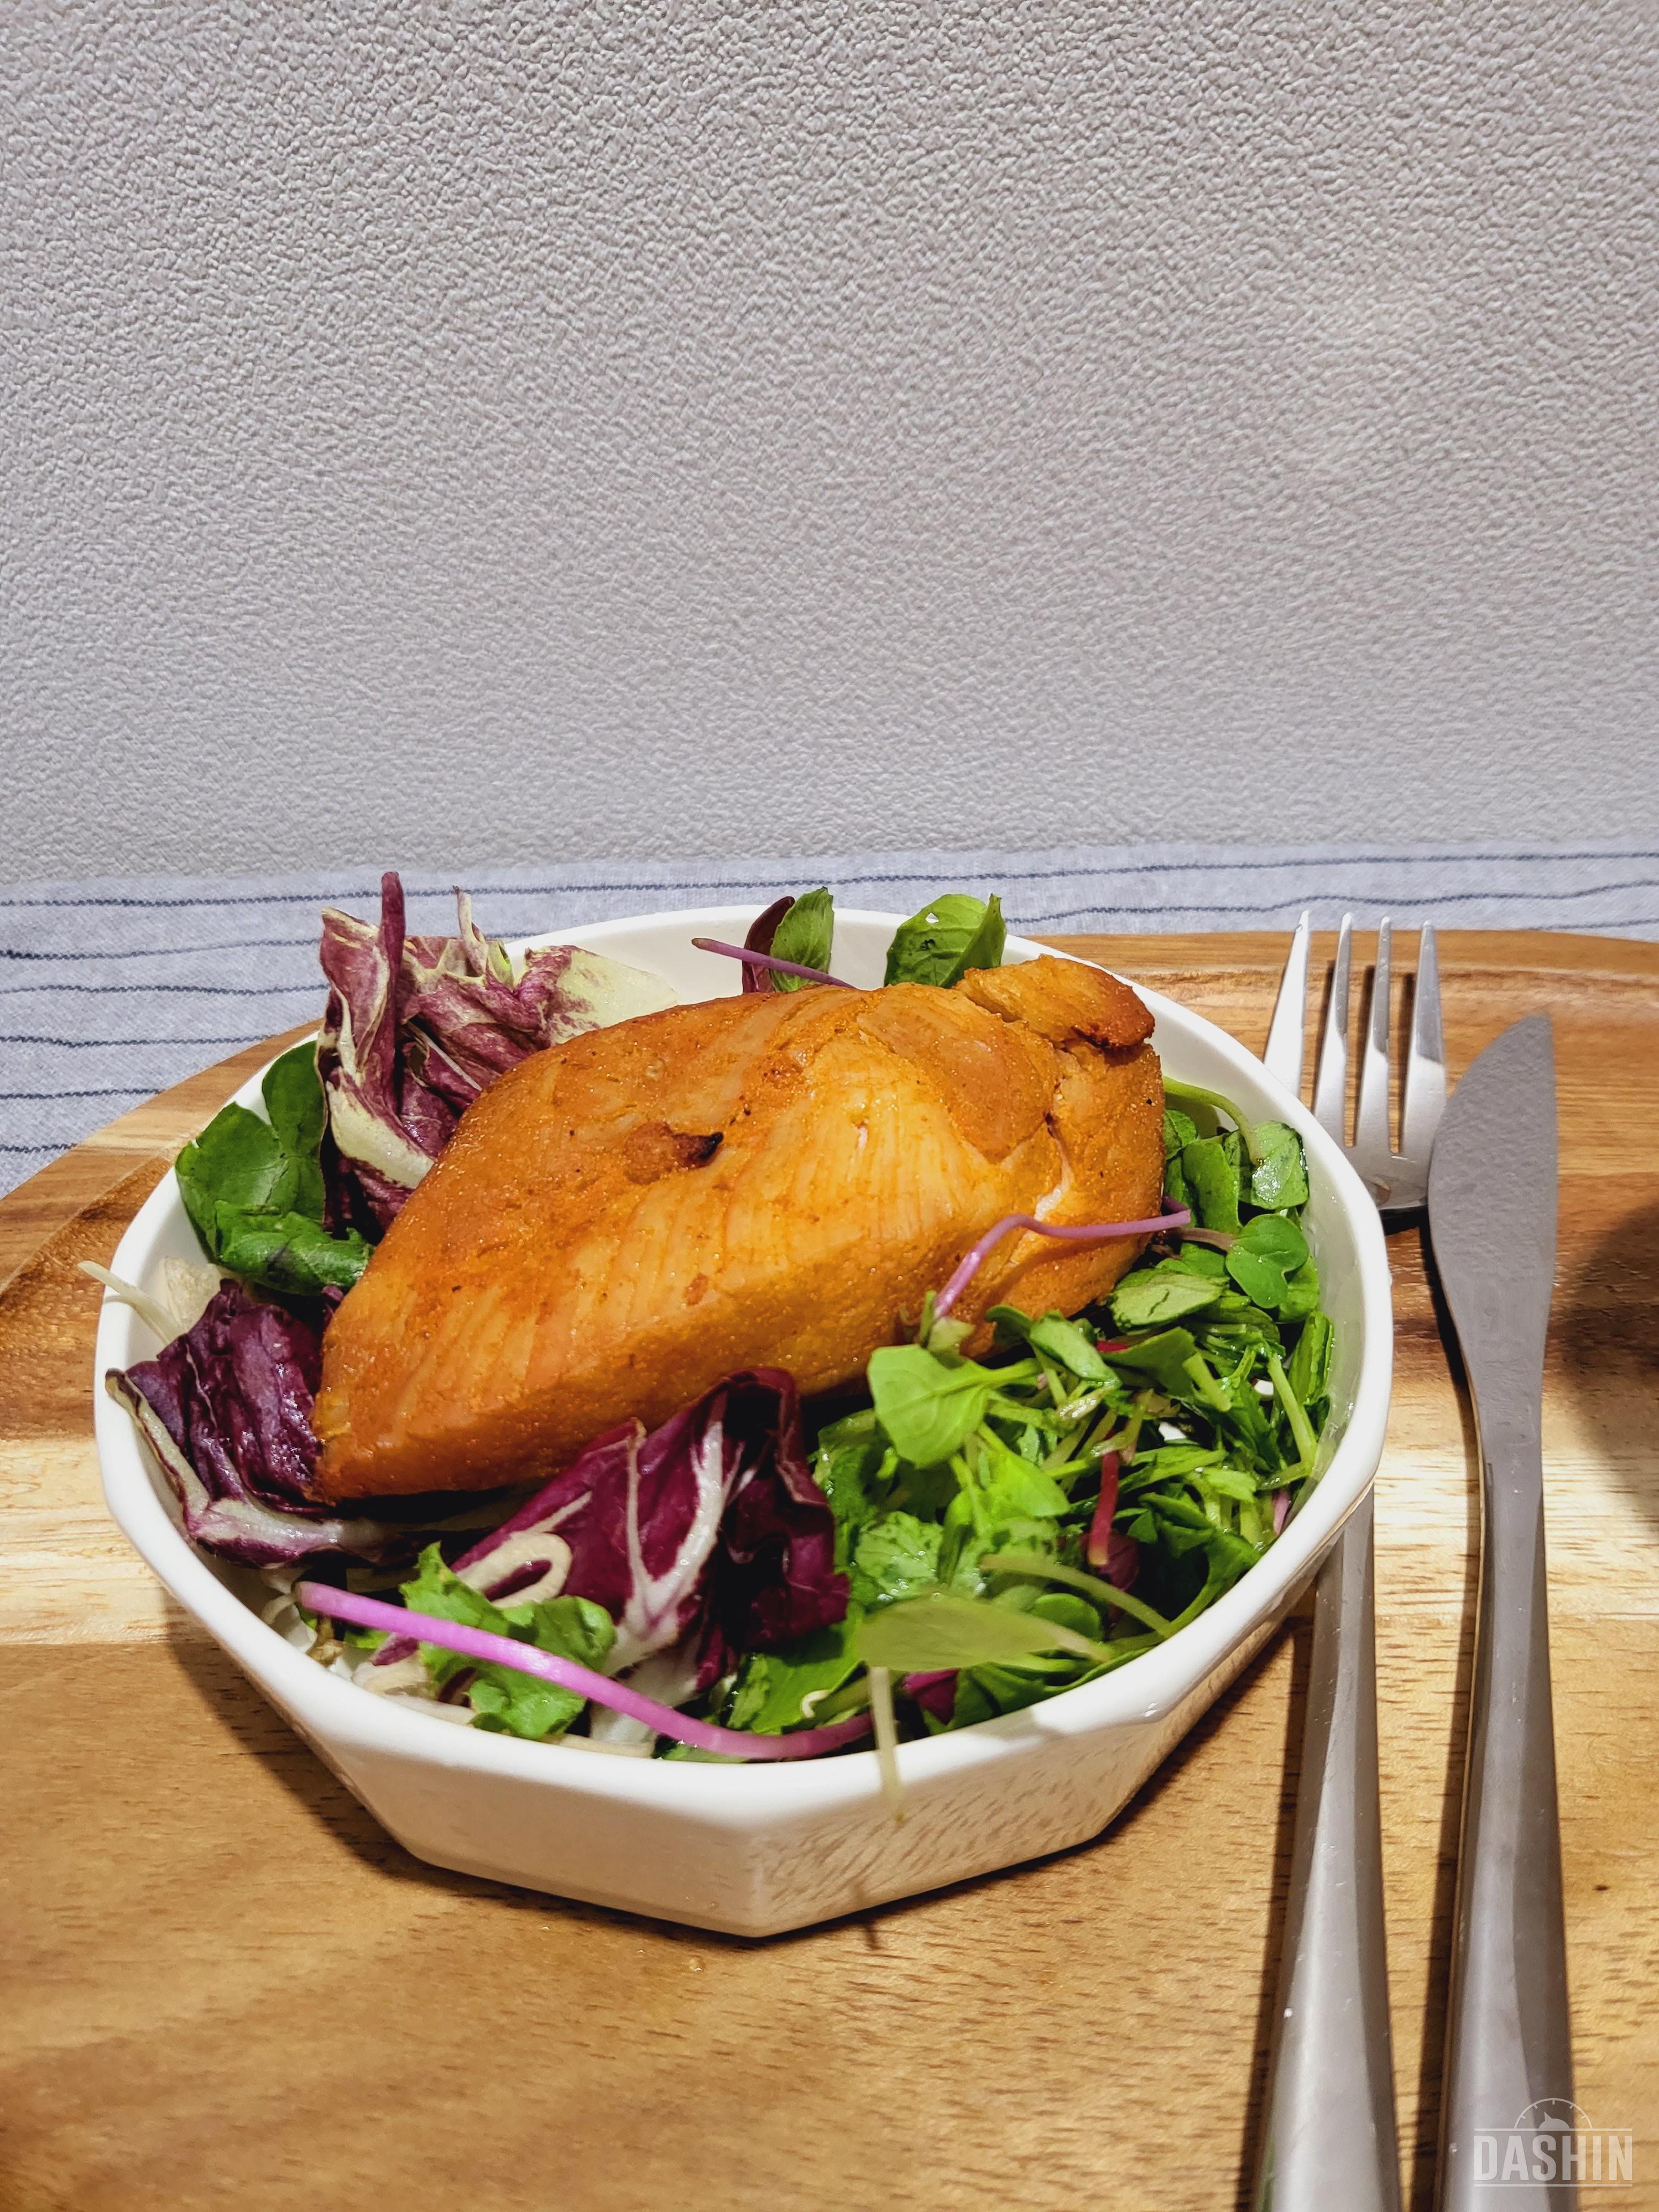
[903,1669,959,1724]
[453,1370,848,1697]
[317,872,676,1233]
[111,1282,395,1567]
[741,896,793,994]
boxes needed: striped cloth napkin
[3,837,1656,1199]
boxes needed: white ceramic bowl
[94,907,1392,1936]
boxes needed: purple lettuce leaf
[452,1370,848,1698]
[111,1282,399,1567]
[741,896,792,994]
[316,871,675,1234]
[903,1670,959,1725]
[127,1281,323,1510]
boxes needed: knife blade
[1428,1015,1575,2212]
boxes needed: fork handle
[1437,1411,1574,2211]
[1254,1494,1402,2212]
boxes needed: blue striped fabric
[3,838,1656,1199]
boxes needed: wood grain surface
[2,931,1656,2212]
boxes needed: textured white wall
[5,1,1657,880]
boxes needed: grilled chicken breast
[312,956,1163,1500]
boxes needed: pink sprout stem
[296,1584,873,1762]
[932,1208,1192,1321]
[691,937,854,988]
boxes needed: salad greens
[114,875,1338,1770]
[858,1589,1120,1672]
[687,1077,1333,1751]
[395,1546,617,1740]
[175,1044,373,1298]
[766,888,836,990]
[724,1615,865,1734]
[866,1343,1003,1465]
[884,893,1006,988]
[740,885,1006,993]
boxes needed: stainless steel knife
[1429,1015,1575,2212]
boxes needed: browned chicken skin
[312,957,1164,1500]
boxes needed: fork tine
[1354,917,1394,1173]
[1264,910,1311,1093]
[1312,914,1353,1144]
[1400,921,1447,1164]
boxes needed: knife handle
[1254,1494,1402,2212]
[1437,1420,1575,2212]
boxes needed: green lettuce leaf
[1199,1463,1260,1503]
[260,1042,328,1216]
[1249,1121,1310,1211]
[724,1612,864,1733]
[987,1305,1110,1385]
[1163,1107,1200,1157]
[869,1344,999,1465]
[1287,1311,1334,1408]
[975,1433,1072,1524]
[1110,1262,1225,1330]
[767,887,836,990]
[175,1043,372,1298]
[1173,1527,1262,1621]
[1278,1256,1322,1321]
[208,1209,375,1296]
[849,1512,945,1609]
[855,1589,1110,1673]
[812,1419,889,1568]
[883,894,1006,988]
[1223,1214,1310,1313]
[1102,1326,1201,1399]
[1181,1135,1243,1234]
[399,1543,615,1739]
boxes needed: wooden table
[3,931,1656,2212]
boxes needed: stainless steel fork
[1253,912,1446,2212]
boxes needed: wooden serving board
[3,931,1656,2212]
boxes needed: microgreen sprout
[932,1208,1192,1321]
[690,937,854,988]
[1162,1079,1265,1165]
